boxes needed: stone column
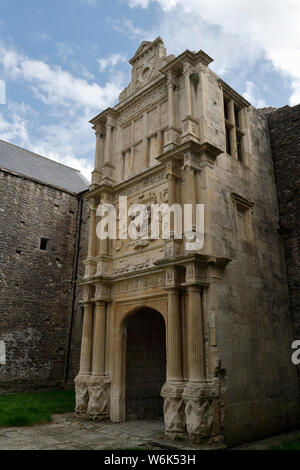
[91,125,104,186]
[184,63,192,118]
[83,200,97,278]
[94,125,103,172]
[186,285,205,381]
[87,300,110,420]
[166,288,182,382]
[75,302,94,416]
[182,63,200,144]
[163,72,179,153]
[88,202,97,259]
[184,164,196,247]
[168,75,175,128]
[105,118,112,164]
[79,302,94,376]
[164,163,182,257]
[92,301,107,376]
[99,194,109,256]
[142,111,149,169]
[182,285,219,444]
[161,285,186,440]
[157,129,163,156]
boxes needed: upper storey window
[222,87,251,167]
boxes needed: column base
[87,376,111,420]
[183,379,222,444]
[161,381,187,440]
[74,374,111,420]
[74,375,90,418]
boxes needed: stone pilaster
[181,63,200,144]
[83,199,98,279]
[101,115,115,185]
[164,161,182,257]
[91,124,104,186]
[163,72,180,153]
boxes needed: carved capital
[183,62,193,76]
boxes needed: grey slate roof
[0,139,89,194]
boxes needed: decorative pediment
[132,41,152,59]
[119,37,169,101]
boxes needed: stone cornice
[157,141,223,166]
[160,49,214,77]
[154,253,231,269]
[218,78,251,108]
[90,108,117,127]
[231,192,254,209]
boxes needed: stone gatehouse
[75,38,300,446]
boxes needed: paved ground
[0,414,164,450]
[0,413,299,450]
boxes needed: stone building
[75,37,300,446]
[0,139,88,393]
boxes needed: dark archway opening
[125,308,166,420]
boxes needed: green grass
[270,436,300,450]
[0,389,75,428]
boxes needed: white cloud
[111,18,150,39]
[242,81,266,108]
[0,42,126,180]
[0,101,94,180]
[0,42,122,109]
[0,80,5,104]
[128,0,300,105]
[80,0,97,5]
[98,53,127,71]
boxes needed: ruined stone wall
[266,105,300,357]
[0,169,87,393]
[204,72,300,445]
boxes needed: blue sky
[0,0,299,179]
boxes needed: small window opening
[40,238,49,251]
[225,126,231,155]
[237,133,243,162]
[224,98,229,120]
